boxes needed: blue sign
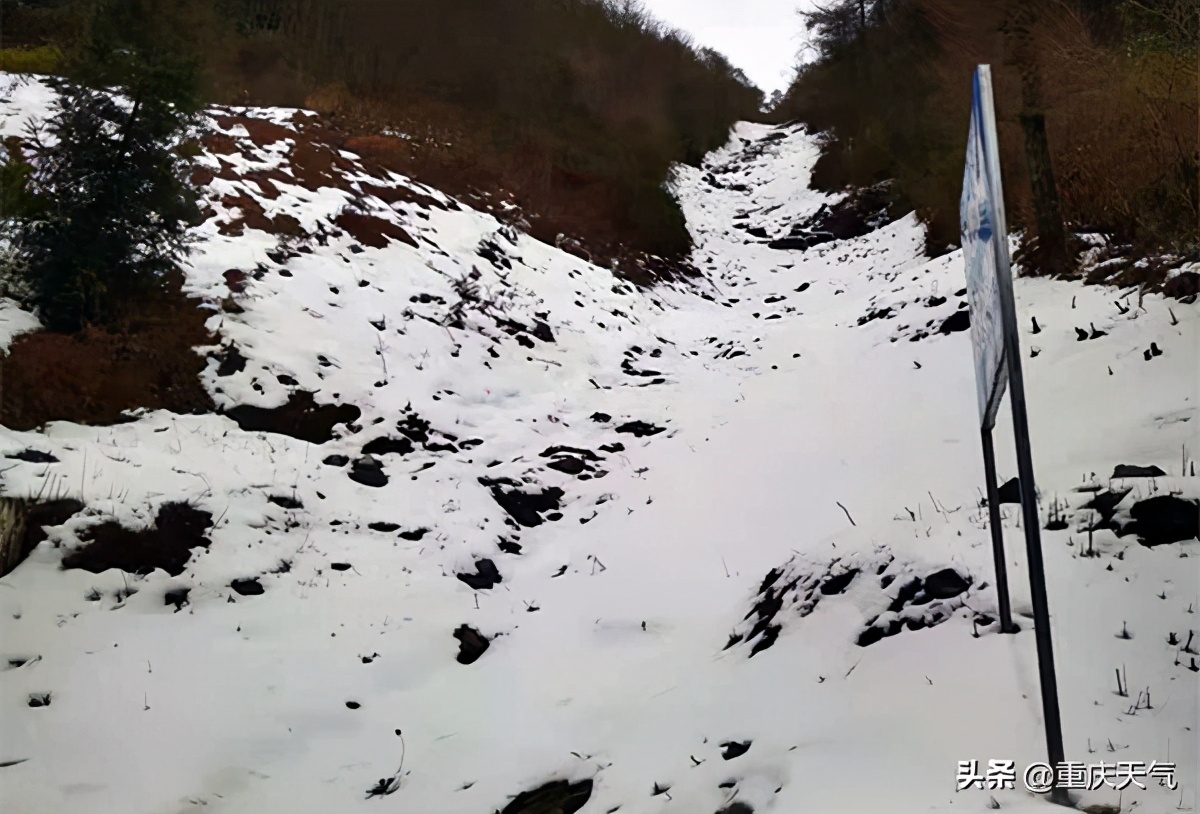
[961,66,1010,430]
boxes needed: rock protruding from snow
[453,624,490,665]
[497,779,593,814]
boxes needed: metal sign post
[961,64,1068,806]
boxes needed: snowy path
[0,83,1196,814]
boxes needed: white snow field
[0,74,1197,814]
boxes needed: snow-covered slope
[0,79,1197,814]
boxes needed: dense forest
[1,0,764,266]
[769,0,1198,275]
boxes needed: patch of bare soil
[334,211,416,248]
[222,391,361,444]
[0,274,216,431]
[62,502,214,577]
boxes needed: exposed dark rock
[268,495,303,510]
[62,502,212,577]
[768,235,825,251]
[213,344,247,377]
[481,478,564,527]
[361,436,414,457]
[368,522,400,533]
[615,420,665,437]
[721,741,752,760]
[330,562,351,571]
[5,449,58,464]
[541,445,602,461]
[457,558,502,590]
[1087,488,1132,522]
[857,618,903,647]
[497,779,593,814]
[1112,464,1167,479]
[888,578,924,613]
[939,310,970,334]
[223,269,249,293]
[349,456,388,488]
[322,454,349,467]
[453,625,490,665]
[599,442,626,453]
[546,457,588,475]
[923,568,970,599]
[396,413,432,444]
[996,477,1022,505]
[1128,496,1199,546]
[749,625,780,656]
[819,569,859,595]
[530,321,555,343]
[857,306,893,326]
[1163,271,1200,300]
[398,528,429,541]
[164,588,190,611]
[591,412,612,423]
[717,803,754,814]
[231,577,264,596]
[224,392,361,444]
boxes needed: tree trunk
[1004,0,1071,276]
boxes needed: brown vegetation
[0,273,216,430]
[771,0,1198,272]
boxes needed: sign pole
[980,427,1015,634]
[965,65,1068,805]
[992,230,1068,805]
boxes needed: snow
[0,75,1197,814]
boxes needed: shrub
[0,0,205,333]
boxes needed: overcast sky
[639,0,812,94]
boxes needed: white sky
[639,0,813,94]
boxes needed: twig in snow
[836,502,856,526]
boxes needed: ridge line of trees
[769,0,1198,270]
[4,0,766,264]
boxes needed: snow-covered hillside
[0,75,1197,814]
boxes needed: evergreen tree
[1,0,204,332]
